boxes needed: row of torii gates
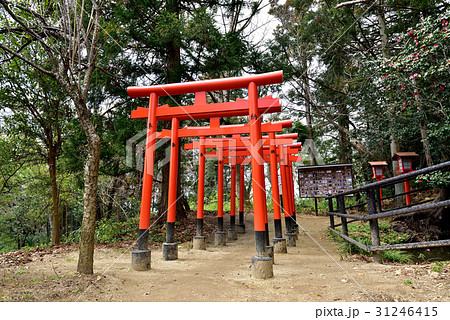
[127,71,301,279]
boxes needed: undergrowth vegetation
[328,219,414,263]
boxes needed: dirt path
[0,213,448,302]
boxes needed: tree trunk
[48,144,60,245]
[337,104,351,163]
[75,98,102,274]
[415,94,433,166]
[377,0,405,202]
[77,133,101,274]
[155,0,187,223]
[420,126,433,166]
[303,74,317,165]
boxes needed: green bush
[63,216,139,244]
[382,250,413,263]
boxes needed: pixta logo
[125,129,173,172]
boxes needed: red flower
[414,92,419,95]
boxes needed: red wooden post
[163,117,180,260]
[231,164,236,217]
[197,137,206,235]
[288,163,297,231]
[237,163,246,233]
[269,132,282,238]
[248,82,268,257]
[280,161,291,219]
[193,136,207,250]
[404,181,412,206]
[228,163,238,240]
[215,146,226,245]
[279,145,295,246]
[131,93,158,271]
[138,93,158,248]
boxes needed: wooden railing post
[338,194,348,236]
[376,186,383,213]
[328,196,335,229]
[367,187,382,264]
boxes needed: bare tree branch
[335,0,373,9]
[0,42,55,76]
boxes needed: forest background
[0,0,449,274]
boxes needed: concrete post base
[131,249,151,271]
[266,245,274,264]
[193,236,206,250]
[227,229,238,240]
[215,231,227,246]
[162,242,178,260]
[273,238,287,253]
[285,232,297,247]
[236,224,246,234]
[251,256,273,279]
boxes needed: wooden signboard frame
[298,164,354,198]
[297,164,354,215]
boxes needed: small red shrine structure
[392,152,419,205]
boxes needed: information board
[297,164,354,198]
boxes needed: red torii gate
[127,71,283,279]
[203,142,302,251]
[157,122,293,249]
[278,143,303,244]
[185,134,297,248]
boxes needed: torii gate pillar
[236,163,246,234]
[248,82,273,279]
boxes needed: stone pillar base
[251,256,273,279]
[193,236,206,250]
[236,224,246,234]
[266,245,274,264]
[285,232,297,247]
[131,249,151,271]
[162,242,178,260]
[228,229,238,240]
[215,231,227,246]
[273,238,287,253]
